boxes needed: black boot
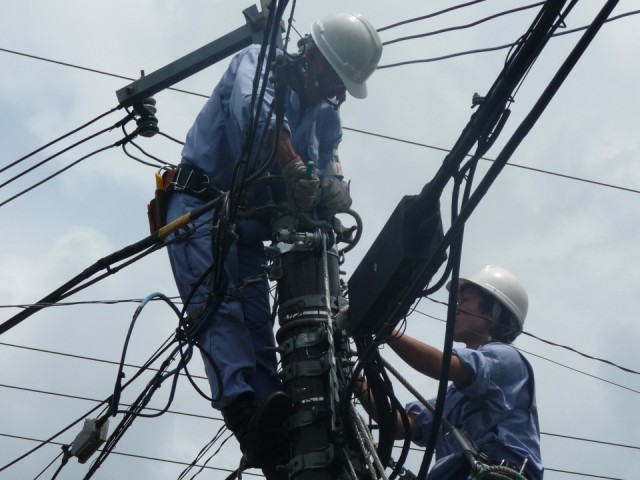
[245,391,292,470]
[220,393,255,454]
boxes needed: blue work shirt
[180,44,343,192]
[406,343,543,480]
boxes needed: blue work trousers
[166,191,281,409]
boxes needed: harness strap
[169,164,222,201]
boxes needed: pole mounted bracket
[115,4,276,109]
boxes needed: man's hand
[282,157,320,212]
[318,178,352,217]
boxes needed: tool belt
[147,165,221,235]
[146,163,289,234]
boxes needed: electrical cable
[0,144,116,208]
[378,0,487,32]
[522,331,640,375]
[157,130,185,145]
[177,428,234,480]
[0,4,632,480]
[0,192,222,335]
[0,107,119,175]
[378,9,640,69]
[0,46,210,100]
[8,426,624,480]
[382,2,545,47]
[0,433,262,477]
[0,382,221,421]
[0,297,184,309]
[0,113,133,190]
[416,299,640,380]
[343,126,640,197]
[110,293,182,417]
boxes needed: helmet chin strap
[485,300,502,344]
[311,78,345,110]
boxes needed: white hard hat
[310,12,383,99]
[450,265,529,331]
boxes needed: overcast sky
[1,1,640,479]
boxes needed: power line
[343,127,640,196]
[0,382,221,422]
[0,47,209,100]
[3,45,639,198]
[5,340,640,455]
[0,296,184,309]
[543,432,640,452]
[378,0,487,32]
[0,432,260,477]
[377,9,640,69]
[382,2,545,46]
[413,307,640,394]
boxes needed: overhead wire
[421,298,640,377]
[0,108,119,175]
[0,382,221,421]
[0,433,262,478]
[382,2,546,47]
[0,113,132,190]
[378,9,640,69]
[343,126,640,196]
[0,429,634,480]
[1,1,636,478]
[0,328,179,473]
[0,144,116,209]
[2,10,638,201]
[378,0,487,32]
[414,306,640,395]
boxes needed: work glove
[282,157,319,212]
[318,177,352,217]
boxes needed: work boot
[220,393,255,454]
[245,390,292,469]
[262,463,289,480]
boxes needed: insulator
[134,96,159,138]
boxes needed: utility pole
[269,215,361,479]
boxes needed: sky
[1,1,640,479]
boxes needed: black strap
[169,165,221,200]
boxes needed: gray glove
[282,157,320,212]
[318,177,352,217]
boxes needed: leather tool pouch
[147,168,177,235]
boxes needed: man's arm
[387,332,472,385]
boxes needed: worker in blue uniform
[164,12,382,478]
[359,265,543,480]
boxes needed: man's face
[304,48,346,104]
[454,286,492,347]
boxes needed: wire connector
[69,418,109,464]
